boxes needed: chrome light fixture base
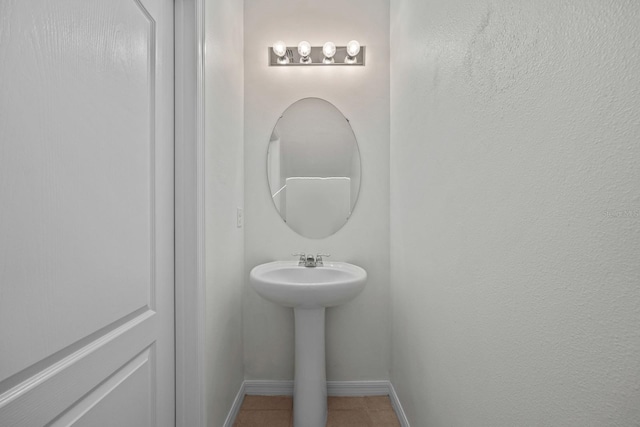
[268,45,365,66]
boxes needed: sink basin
[249,260,367,427]
[250,261,367,308]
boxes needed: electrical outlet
[236,207,243,228]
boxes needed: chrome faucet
[305,254,316,267]
[292,253,331,267]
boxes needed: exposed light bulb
[322,42,336,59]
[273,41,287,57]
[298,41,312,63]
[346,40,360,57]
[272,41,289,64]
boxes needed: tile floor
[233,395,401,427]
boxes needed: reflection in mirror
[267,98,361,239]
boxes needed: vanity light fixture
[269,40,365,66]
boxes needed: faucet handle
[315,253,330,266]
[292,253,306,265]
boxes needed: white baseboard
[327,380,391,396]
[244,380,294,395]
[388,382,411,427]
[227,380,410,426]
[222,382,246,427]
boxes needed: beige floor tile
[234,409,291,426]
[233,395,401,427]
[326,409,372,427]
[369,409,401,427]
[327,396,367,410]
[241,395,293,411]
[364,396,394,411]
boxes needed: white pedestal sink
[249,261,367,427]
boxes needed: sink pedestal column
[293,307,327,427]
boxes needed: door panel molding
[49,345,155,426]
[0,0,163,384]
[0,310,156,426]
[0,306,151,396]
[132,0,160,313]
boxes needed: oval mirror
[267,98,361,238]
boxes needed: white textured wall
[390,0,640,425]
[244,0,390,381]
[204,0,244,425]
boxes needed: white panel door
[0,0,174,425]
